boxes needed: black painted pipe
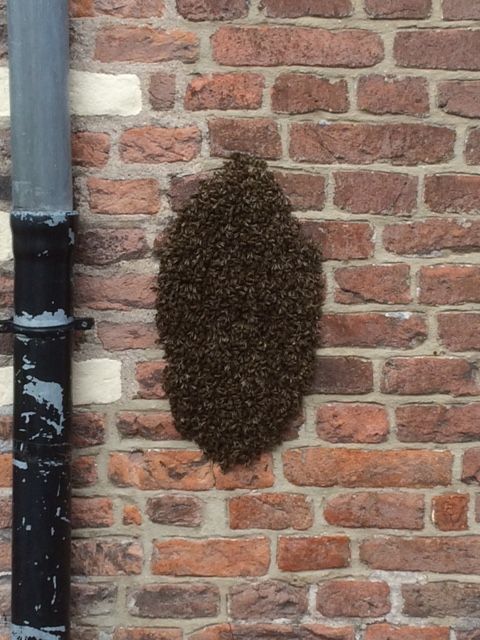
[7,2,76,638]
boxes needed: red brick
[113,630,180,640]
[72,497,114,529]
[316,403,389,444]
[334,171,417,215]
[439,313,480,351]
[213,454,274,489]
[262,0,353,17]
[324,491,425,530]
[190,624,354,640]
[0,455,11,488]
[72,412,105,448]
[0,275,13,309]
[108,450,213,490]
[284,448,451,488]
[95,26,199,63]
[395,30,480,70]
[316,580,390,617]
[457,631,480,640]
[71,0,94,16]
[123,505,142,526]
[136,361,166,399]
[120,126,201,163]
[277,535,350,571]
[443,0,480,20]
[384,219,480,256]
[402,581,480,617]
[425,174,480,213]
[185,73,264,111]
[149,73,176,111]
[72,131,110,167]
[71,582,117,616]
[0,498,11,529]
[432,494,469,531]
[318,313,427,349]
[272,74,348,114]
[117,411,181,441]
[147,495,203,527]
[361,536,480,574]
[383,357,480,396]
[177,0,248,20]
[95,0,164,16]
[462,448,480,485]
[229,580,308,620]
[98,322,157,351]
[229,493,313,530]
[168,173,210,211]
[274,172,325,211]
[312,357,374,394]
[77,274,156,311]
[152,537,270,576]
[302,221,374,260]
[290,123,454,165]
[419,265,480,305]
[365,625,449,640]
[212,26,384,67]
[77,228,149,266]
[439,81,480,118]
[358,75,429,116]
[72,539,143,576]
[365,0,431,18]
[88,178,159,215]
[335,264,411,304]
[466,128,480,164]
[209,118,281,160]
[127,583,219,619]
[72,455,98,487]
[397,403,480,442]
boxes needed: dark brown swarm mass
[156,154,322,470]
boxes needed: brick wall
[1,0,480,638]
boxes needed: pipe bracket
[0,316,94,335]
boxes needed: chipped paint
[13,459,27,470]
[11,624,66,640]
[23,377,64,435]
[14,310,72,328]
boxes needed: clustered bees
[156,154,323,470]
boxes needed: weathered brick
[168,173,209,211]
[72,455,98,488]
[316,580,390,617]
[384,219,480,256]
[147,495,203,527]
[466,128,480,165]
[290,123,454,165]
[277,535,350,571]
[272,74,348,114]
[212,26,384,67]
[284,448,451,488]
[365,0,431,18]
[439,313,480,351]
[361,536,480,574]
[402,581,480,617]
[419,265,480,305]
[95,26,199,63]
[229,493,313,530]
[443,0,480,20]
[334,171,417,215]
[209,118,282,160]
[77,274,156,311]
[95,0,164,17]
[77,228,149,266]
[72,131,110,167]
[302,221,374,260]
[149,73,176,110]
[151,537,270,576]
[311,357,374,394]
[127,583,219,618]
[71,582,117,617]
[213,454,274,489]
[113,629,181,640]
[462,448,480,485]
[120,126,201,163]
[72,497,114,529]
[272,172,325,212]
[358,75,429,116]
[72,539,143,576]
[87,178,160,215]
[262,0,353,17]
[136,361,166,399]
[324,492,425,530]
[383,357,480,396]
[365,625,448,640]
[397,403,480,442]
[0,274,13,308]
[0,498,11,530]
[123,505,142,526]
[97,322,157,351]
[109,450,213,490]
[457,631,480,640]
[439,81,480,118]
[185,73,264,111]
[117,411,181,441]
[189,624,354,640]
[71,0,94,16]
[229,580,308,620]
[335,264,410,304]
[432,494,469,531]
[425,174,480,213]
[177,0,248,20]
[318,313,427,349]
[316,403,389,444]
[72,412,105,448]
[395,30,480,70]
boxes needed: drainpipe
[1,2,91,638]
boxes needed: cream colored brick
[73,358,122,405]
[70,70,142,116]
[0,211,12,261]
[0,367,12,407]
[0,68,9,118]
